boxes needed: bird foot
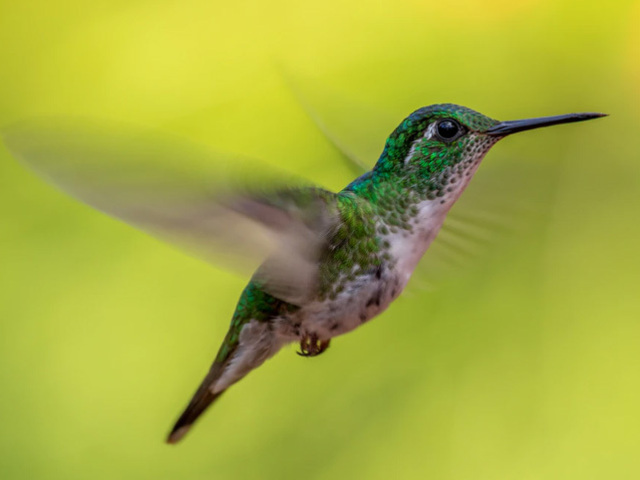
[297,333,330,357]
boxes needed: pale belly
[271,263,407,343]
[215,202,451,392]
[275,201,452,343]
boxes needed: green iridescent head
[373,104,500,189]
[345,104,604,201]
[373,103,606,181]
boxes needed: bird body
[167,105,602,443]
[2,103,605,444]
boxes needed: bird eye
[436,120,461,140]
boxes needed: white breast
[385,200,449,288]
[388,158,485,285]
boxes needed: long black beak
[486,112,607,136]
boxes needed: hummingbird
[2,104,605,444]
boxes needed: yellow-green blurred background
[1,0,639,479]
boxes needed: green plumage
[0,102,604,444]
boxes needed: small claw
[317,339,331,354]
[297,333,330,357]
[297,334,313,356]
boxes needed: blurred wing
[279,69,395,174]
[2,119,338,305]
[420,159,561,285]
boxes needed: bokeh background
[1,0,639,479]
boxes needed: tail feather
[166,362,227,444]
[166,317,282,444]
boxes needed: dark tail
[166,314,279,443]
[166,362,226,444]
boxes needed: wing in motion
[2,119,340,305]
